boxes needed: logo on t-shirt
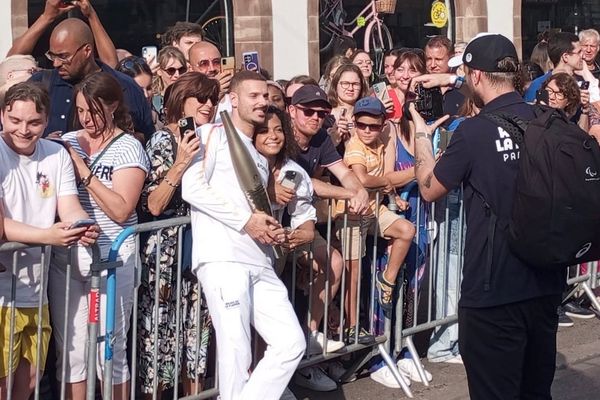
[495,127,520,162]
[36,171,54,198]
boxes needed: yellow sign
[431,1,448,28]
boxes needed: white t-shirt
[61,131,150,255]
[182,123,272,268]
[274,160,316,229]
[0,137,78,307]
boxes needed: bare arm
[311,178,355,200]
[350,164,390,190]
[408,104,450,202]
[327,162,369,214]
[77,0,118,68]
[7,0,74,57]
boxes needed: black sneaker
[558,306,574,327]
[563,301,596,319]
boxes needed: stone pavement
[290,317,600,399]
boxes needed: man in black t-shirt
[411,34,565,399]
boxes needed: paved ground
[290,317,600,399]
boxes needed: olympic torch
[220,111,283,259]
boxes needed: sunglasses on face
[196,93,220,105]
[163,66,187,76]
[296,106,330,119]
[355,121,383,132]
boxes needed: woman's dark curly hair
[254,106,299,169]
[541,72,581,116]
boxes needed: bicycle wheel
[201,16,226,54]
[319,0,345,53]
[364,20,393,75]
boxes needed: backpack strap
[481,112,528,145]
[470,185,496,292]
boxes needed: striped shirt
[62,131,150,252]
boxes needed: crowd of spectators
[1,1,600,399]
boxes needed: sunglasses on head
[355,121,384,131]
[164,66,187,76]
[119,56,147,71]
[296,106,330,119]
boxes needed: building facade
[2,0,598,80]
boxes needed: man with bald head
[189,41,233,94]
[29,18,153,137]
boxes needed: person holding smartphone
[540,73,590,132]
[48,72,150,400]
[137,72,219,398]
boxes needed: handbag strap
[88,132,126,171]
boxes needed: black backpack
[482,105,600,269]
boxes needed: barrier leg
[86,270,101,400]
[580,282,600,312]
[377,344,413,398]
[405,336,430,387]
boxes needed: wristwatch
[80,173,94,187]
[450,75,464,89]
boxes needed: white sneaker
[324,361,356,382]
[397,358,433,383]
[443,354,463,364]
[279,387,297,400]
[370,365,411,388]
[293,366,337,392]
[308,331,345,355]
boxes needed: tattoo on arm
[423,172,433,189]
[414,157,425,169]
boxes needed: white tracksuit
[182,123,305,400]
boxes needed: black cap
[462,34,519,72]
[291,84,332,109]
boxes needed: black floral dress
[137,128,212,393]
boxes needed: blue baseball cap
[353,97,386,117]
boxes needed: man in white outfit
[182,70,306,400]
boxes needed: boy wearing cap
[410,34,565,399]
[337,97,415,322]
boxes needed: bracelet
[454,76,465,89]
[415,131,432,140]
[80,173,94,187]
[164,176,179,188]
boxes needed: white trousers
[196,262,306,400]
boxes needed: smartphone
[47,137,68,148]
[280,170,299,190]
[222,57,235,73]
[372,82,389,102]
[536,88,549,105]
[580,81,590,90]
[142,46,157,62]
[178,116,196,137]
[242,51,260,72]
[69,219,96,229]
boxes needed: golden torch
[220,111,283,259]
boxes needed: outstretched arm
[77,0,118,67]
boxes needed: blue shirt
[30,61,154,138]
[523,71,552,102]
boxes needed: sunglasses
[355,121,384,131]
[196,93,220,105]
[296,106,330,119]
[118,56,148,71]
[163,66,187,76]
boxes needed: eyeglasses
[45,43,88,64]
[195,93,220,106]
[355,121,383,131]
[339,81,362,90]
[194,58,221,69]
[296,106,329,119]
[545,87,565,100]
[163,66,187,76]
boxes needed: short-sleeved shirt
[341,135,385,216]
[434,91,565,308]
[0,138,78,306]
[62,131,150,253]
[295,129,342,177]
[30,61,154,138]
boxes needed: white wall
[271,0,310,80]
[486,0,513,41]
[0,0,13,58]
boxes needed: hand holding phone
[280,170,300,190]
[580,81,590,90]
[221,57,235,73]
[242,51,260,72]
[142,46,158,63]
[372,82,389,102]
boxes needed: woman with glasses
[327,63,368,145]
[540,72,590,131]
[152,46,187,127]
[137,72,219,398]
[48,72,150,400]
[116,56,153,103]
[351,50,374,82]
